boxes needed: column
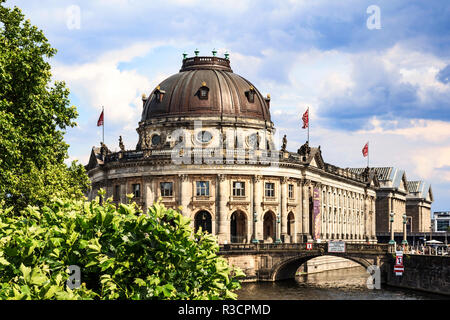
[144,177,154,213]
[217,174,229,244]
[387,194,392,233]
[371,197,376,240]
[179,174,190,217]
[120,180,126,204]
[296,180,303,243]
[364,191,369,241]
[253,175,263,243]
[280,177,288,242]
[302,179,311,241]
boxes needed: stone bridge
[219,243,450,296]
[219,243,393,282]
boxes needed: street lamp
[402,214,408,245]
[389,212,396,245]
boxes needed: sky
[5,0,450,212]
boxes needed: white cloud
[53,41,167,128]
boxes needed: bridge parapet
[219,243,391,255]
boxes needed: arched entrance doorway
[194,210,212,234]
[263,211,276,242]
[287,212,295,241]
[230,211,247,243]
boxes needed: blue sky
[6,0,450,212]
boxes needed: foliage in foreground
[0,1,90,211]
[0,193,244,299]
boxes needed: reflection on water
[237,267,447,300]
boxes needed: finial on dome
[156,85,160,90]
[194,48,199,56]
[201,81,207,87]
[266,93,270,99]
[142,93,147,100]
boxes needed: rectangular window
[437,220,450,231]
[288,184,294,199]
[160,182,173,197]
[233,182,245,197]
[132,184,140,198]
[114,185,120,201]
[196,181,209,196]
[265,182,275,198]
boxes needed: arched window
[195,211,212,234]
[196,81,209,100]
[245,86,256,103]
[154,86,165,102]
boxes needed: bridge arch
[270,254,373,281]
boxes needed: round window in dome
[151,134,161,145]
[197,130,212,143]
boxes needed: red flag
[302,108,309,129]
[362,142,368,157]
[97,110,104,127]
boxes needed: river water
[236,267,447,300]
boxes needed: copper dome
[141,56,271,122]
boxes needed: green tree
[0,1,89,211]
[0,194,244,300]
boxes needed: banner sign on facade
[328,241,346,253]
[313,187,321,240]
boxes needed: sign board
[328,241,346,253]
[313,188,321,240]
[306,243,313,250]
[394,251,404,276]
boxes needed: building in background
[432,211,450,232]
[349,167,433,244]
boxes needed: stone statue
[119,136,125,152]
[281,134,287,152]
[362,166,370,181]
[297,141,311,156]
[100,142,111,158]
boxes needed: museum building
[86,54,387,244]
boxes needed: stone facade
[386,255,450,296]
[406,181,433,233]
[88,155,379,244]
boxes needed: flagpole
[102,106,104,144]
[367,141,369,168]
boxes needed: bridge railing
[219,242,391,254]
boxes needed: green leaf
[30,268,48,286]
[0,257,10,266]
[19,264,31,282]
[134,278,146,287]
[44,285,59,299]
